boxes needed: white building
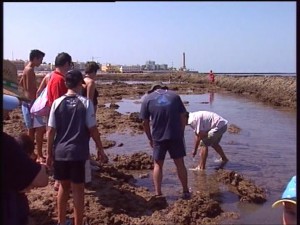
[120,65,142,73]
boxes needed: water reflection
[209,91,215,105]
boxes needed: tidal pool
[94,92,296,224]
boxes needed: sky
[3,2,296,73]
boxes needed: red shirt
[209,72,215,82]
[47,71,67,107]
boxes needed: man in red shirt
[47,52,73,107]
[45,52,73,192]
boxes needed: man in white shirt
[186,111,229,170]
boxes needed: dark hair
[65,69,84,89]
[55,52,72,67]
[85,61,100,74]
[29,49,45,61]
[15,133,35,156]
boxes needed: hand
[192,150,197,158]
[97,151,109,163]
[149,139,153,148]
[46,156,52,169]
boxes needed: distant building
[11,60,25,71]
[101,63,120,73]
[120,65,142,73]
[144,60,156,70]
[36,63,52,71]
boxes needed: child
[272,176,297,225]
[15,133,37,161]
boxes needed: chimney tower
[183,52,186,70]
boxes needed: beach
[4,73,296,224]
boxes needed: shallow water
[94,92,296,224]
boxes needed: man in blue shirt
[140,82,190,199]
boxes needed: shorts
[200,124,227,147]
[53,160,86,184]
[21,102,33,129]
[152,138,186,161]
[32,115,48,128]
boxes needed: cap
[3,59,29,101]
[148,81,168,93]
[272,176,297,207]
[3,94,20,110]
[65,69,84,88]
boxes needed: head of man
[65,69,84,90]
[29,49,45,67]
[272,176,297,225]
[55,52,73,74]
[85,61,100,77]
[147,81,168,94]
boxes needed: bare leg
[212,144,228,162]
[153,160,164,195]
[199,146,208,170]
[173,157,189,193]
[35,126,46,161]
[71,182,85,225]
[57,180,71,225]
[28,128,35,142]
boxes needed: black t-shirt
[1,132,41,225]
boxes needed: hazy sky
[3,2,296,73]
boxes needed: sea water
[92,92,296,224]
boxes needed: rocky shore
[4,72,295,225]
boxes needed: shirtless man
[20,49,45,161]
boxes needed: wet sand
[4,72,296,224]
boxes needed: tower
[183,52,186,70]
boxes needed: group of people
[2,50,108,225]
[139,81,229,199]
[139,81,296,224]
[2,52,296,224]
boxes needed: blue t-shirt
[48,94,96,161]
[140,89,187,141]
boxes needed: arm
[23,164,48,191]
[2,133,48,192]
[192,131,208,157]
[36,75,48,97]
[142,119,153,148]
[180,112,187,136]
[89,126,108,163]
[46,126,56,168]
[86,80,96,102]
[85,99,108,163]
[25,68,37,100]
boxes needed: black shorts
[53,160,85,184]
[152,138,186,160]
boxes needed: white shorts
[32,115,48,128]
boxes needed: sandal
[181,191,191,200]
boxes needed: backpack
[30,73,53,117]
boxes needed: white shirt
[188,111,228,134]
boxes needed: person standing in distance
[140,82,190,199]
